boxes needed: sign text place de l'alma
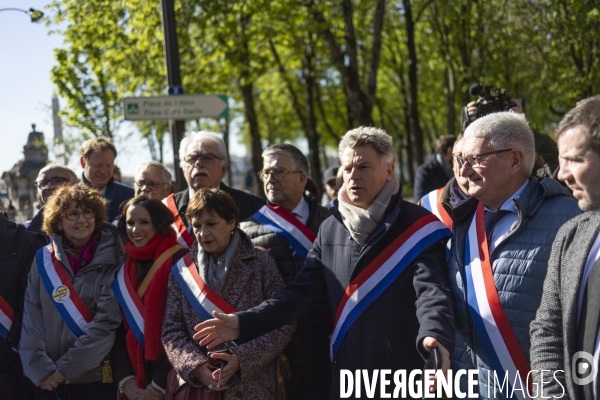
[123,94,229,121]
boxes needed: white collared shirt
[290,196,309,225]
[485,180,529,254]
[188,183,221,200]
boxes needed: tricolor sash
[171,254,237,320]
[330,215,451,360]
[0,295,14,340]
[420,187,452,230]
[36,243,93,338]
[464,203,531,399]
[252,205,316,259]
[112,264,145,348]
[163,194,194,249]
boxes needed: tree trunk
[305,0,385,127]
[403,0,424,175]
[302,36,323,190]
[221,116,233,187]
[240,83,264,197]
[445,64,456,137]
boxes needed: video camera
[461,83,523,132]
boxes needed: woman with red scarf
[112,195,187,400]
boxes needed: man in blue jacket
[79,137,134,221]
[448,112,580,399]
[195,127,455,399]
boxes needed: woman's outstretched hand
[193,311,240,348]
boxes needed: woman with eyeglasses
[20,184,123,400]
[111,195,187,400]
[162,189,294,399]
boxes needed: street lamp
[0,7,44,23]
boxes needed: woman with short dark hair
[162,189,294,399]
[20,184,122,400]
[112,195,187,400]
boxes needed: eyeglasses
[62,210,96,221]
[258,169,303,182]
[134,180,168,191]
[184,152,223,165]
[455,149,513,168]
[35,177,70,189]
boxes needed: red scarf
[123,231,177,388]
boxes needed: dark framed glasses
[62,210,96,221]
[455,149,512,168]
[35,177,71,189]
[258,169,303,182]
[184,152,223,165]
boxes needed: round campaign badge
[52,285,70,303]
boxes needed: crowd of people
[0,94,599,400]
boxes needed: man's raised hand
[193,311,240,348]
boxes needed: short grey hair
[338,126,394,166]
[178,131,228,167]
[262,143,309,174]
[464,112,535,176]
[37,163,78,182]
[136,161,172,183]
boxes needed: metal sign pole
[160,0,187,190]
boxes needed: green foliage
[47,0,600,183]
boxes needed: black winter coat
[173,183,265,227]
[240,192,332,399]
[0,216,46,398]
[414,156,453,202]
[237,193,455,399]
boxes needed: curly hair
[186,188,239,228]
[42,184,107,236]
[117,195,175,238]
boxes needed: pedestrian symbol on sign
[128,103,139,115]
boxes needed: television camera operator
[462,83,559,178]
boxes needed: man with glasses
[163,131,264,248]
[448,112,580,398]
[79,137,134,221]
[419,135,470,230]
[134,161,173,200]
[240,144,332,399]
[26,163,78,239]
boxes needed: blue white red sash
[330,215,451,360]
[171,254,237,320]
[0,295,14,340]
[252,205,316,259]
[36,243,93,338]
[163,194,195,249]
[112,264,145,348]
[464,203,531,399]
[420,187,452,230]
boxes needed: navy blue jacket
[237,193,455,398]
[414,156,453,202]
[82,175,134,222]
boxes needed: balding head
[36,164,78,204]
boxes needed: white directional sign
[123,94,228,121]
